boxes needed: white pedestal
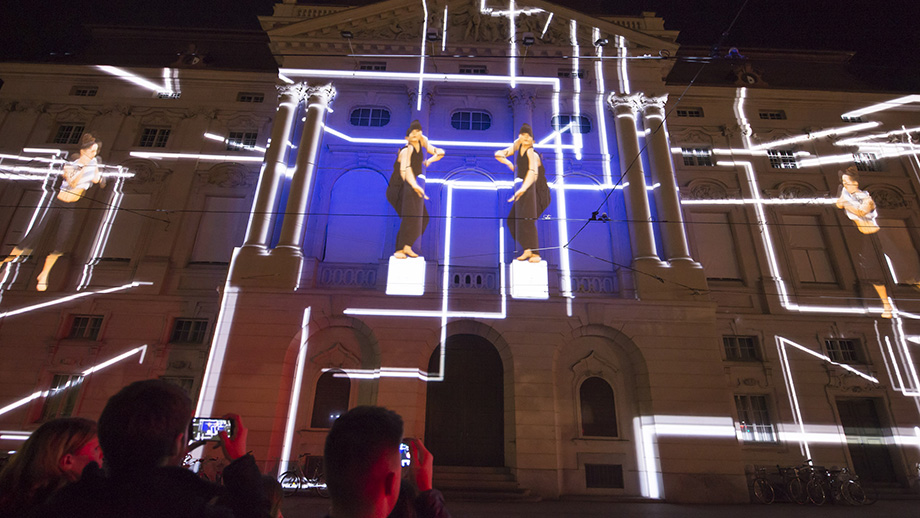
[510,260,549,299]
[386,256,426,296]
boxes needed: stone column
[275,84,336,251]
[608,93,659,262]
[243,83,305,248]
[641,94,693,263]
[510,87,535,132]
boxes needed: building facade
[0,0,918,503]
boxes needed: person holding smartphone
[388,438,450,518]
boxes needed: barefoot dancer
[386,120,444,259]
[836,166,894,317]
[1,134,104,291]
[494,124,551,263]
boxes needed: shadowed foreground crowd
[0,380,449,518]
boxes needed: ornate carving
[607,93,643,116]
[571,350,618,378]
[686,180,728,200]
[309,342,361,370]
[870,187,908,209]
[776,181,816,199]
[306,84,337,106]
[123,159,172,185]
[826,369,880,393]
[640,94,668,116]
[277,82,310,103]
[202,164,256,188]
[569,274,617,294]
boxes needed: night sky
[1,0,917,86]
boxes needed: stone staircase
[433,466,539,501]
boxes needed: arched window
[450,110,492,130]
[350,107,391,127]
[310,370,350,428]
[551,114,591,134]
[580,376,618,437]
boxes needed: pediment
[265,0,678,53]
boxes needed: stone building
[0,0,918,503]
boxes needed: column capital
[509,87,536,110]
[607,93,643,117]
[640,93,669,117]
[277,82,310,102]
[408,86,436,109]
[306,83,337,106]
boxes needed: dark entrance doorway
[425,334,504,466]
[836,398,899,485]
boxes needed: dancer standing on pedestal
[386,120,445,259]
[1,133,105,291]
[495,124,551,263]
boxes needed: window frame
[758,109,787,120]
[310,370,351,429]
[459,64,487,74]
[68,314,104,340]
[349,107,392,128]
[824,338,865,365]
[138,127,171,148]
[578,376,619,438]
[767,149,798,169]
[358,61,387,71]
[70,86,98,97]
[734,394,777,443]
[723,335,761,362]
[236,92,265,103]
[681,147,714,167]
[676,107,704,118]
[170,318,210,344]
[226,131,259,151]
[39,374,85,421]
[51,123,85,145]
[551,114,592,135]
[450,110,492,131]
[853,152,880,172]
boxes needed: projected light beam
[0,281,153,319]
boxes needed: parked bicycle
[182,454,224,484]
[752,462,876,506]
[751,462,815,504]
[815,466,876,505]
[278,452,329,498]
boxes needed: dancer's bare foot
[394,251,407,259]
[882,302,893,319]
[516,249,533,261]
[403,246,419,258]
[528,254,541,263]
[36,274,48,292]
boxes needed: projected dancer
[386,120,445,259]
[494,124,551,263]
[1,133,105,291]
[836,166,894,317]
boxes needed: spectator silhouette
[0,417,101,517]
[32,379,270,518]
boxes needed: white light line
[835,125,920,146]
[82,345,147,376]
[0,281,151,319]
[97,65,171,94]
[323,125,575,151]
[281,308,311,473]
[594,27,612,185]
[841,94,920,118]
[442,6,448,52]
[0,391,43,418]
[681,197,838,206]
[279,68,560,87]
[616,35,630,94]
[540,12,554,38]
[508,0,516,88]
[129,151,264,162]
[570,19,582,161]
[417,0,429,111]
[776,337,812,459]
[77,176,127,290]
[751,122,881,150]
[203,132,267,153]
[22,148,64,155]
[195,286,239,418]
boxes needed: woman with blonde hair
[0,417,102,517]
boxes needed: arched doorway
[425,334,504,466]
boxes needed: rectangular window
[723,336,760,361]
[70,86,98,97]
[170,318,209,344]
[758,109,787,120]
[358,61,387,71]
[854,152,880,172]
[585,464,624,489]
[236,92,264,103]
[784,214,835,283]
[52,124,85,144]
[676,107,704,118]
[825,338,863,364]
[139,127,170,148]
[551,115,591,134]
[681,147,714,167]
[557,68,586,79]
[227,131,258,150]
[841,116,863,123]
[459,64,487,74]
[767,149,798,169]
[734,394,776,442]
[688,212,742,280]
[40,374,84,421]
[68,315,103,340]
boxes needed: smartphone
[399,441,411,468]
[190,417,233,442]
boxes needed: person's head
[78,133,101,159]
[0,418,99,513]
[324,406,404,517]
[97,379,193,473]
[405,120,423,143]
[261,475,284,518]
[518,123,534,148]
[839,165,861,194]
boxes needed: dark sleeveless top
[386,144,425,212]
[514,146,552,215]
[409,145,423,178]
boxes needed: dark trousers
[395,186,429,250]
[508,187,538,252]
